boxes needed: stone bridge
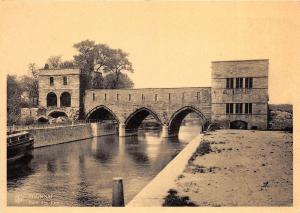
[84,87,212,137]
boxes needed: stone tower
[38,68,82,120]
[211,59,269,129]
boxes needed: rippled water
[7,125,200,206]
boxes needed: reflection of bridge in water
[84,87,211,137]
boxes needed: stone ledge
[127,134,203,207]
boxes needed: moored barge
[7,131,34,164]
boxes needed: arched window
[47,92,57,107]
[60,92,71,107]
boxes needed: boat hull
[7,139,34,164]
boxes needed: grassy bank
[163,130,293,206]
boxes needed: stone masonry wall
[211,60,269,129]
[84,87,212,125]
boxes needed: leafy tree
[19,75,38,106]
[7,75,22,125]
[73,39,134,89]
[46,55,62,69]
[103,73,134,89]
[60,60,75,69]
[103,48,134,88]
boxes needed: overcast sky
[1,1,299,104]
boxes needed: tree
[73,40,135,89]
[60,60,75,69]
[103,73,134,89]
[7,75,22,125]
[46,55,62,69]
[28,63,38,79]
[19,75,38,106]
[103,48,134,88]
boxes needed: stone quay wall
[26,123,117,148]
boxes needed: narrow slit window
[245,77,253,89]
[226,78,234,89]
[93,93,95,101]
[245,103,253,114]
[155,94,158,102]
[226,103,233,114]
[196,92,200,100]
[63,76,68,85]
[50,77,54,86]
[236,78,243,89]
[235,103,243,114]
[128,94,131,101]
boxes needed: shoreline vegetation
[163,130,293,206]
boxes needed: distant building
[211,59,269,129]
[20,59,270,130]
[21,68,85,123]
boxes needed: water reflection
[7,125,201,206]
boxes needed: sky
[1,1,300,104]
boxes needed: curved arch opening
[168,106,206,137]
[60,92,71,107]
[230,120,248,130]
[47,92,57,107]
[125,108,162,132]
[48,111,68,118]
[86,106,119,124]
[37,116,49,123]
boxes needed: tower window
[63,76,68,85]
[236,78,243,88]
[142,94,145,101]
[155,94,158,102]
[128,94,131,101]
[245,77,253,88]
[50,77,54,86]
[245,103,253,114]
[93,93,95,101]
[226,103,234,114]
[235,103,243,114]
[226,78,234,89]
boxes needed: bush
[163,189,197,206]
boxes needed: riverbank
[127,134,202,206]
[164,130,293,206]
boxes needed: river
[7,125,201,206]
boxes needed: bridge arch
[168,106,207,136]
[37,116,49,123]
[85,105,120,123]
[124,107,162,131]
[230,120,248,129]
[48,110,68,118]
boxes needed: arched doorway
[168,106,206,137]
[230,120,248,129]
[46,92,57,107]
[125,107,162,133]
[60,92,71,107]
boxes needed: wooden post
[112,177,124,206]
